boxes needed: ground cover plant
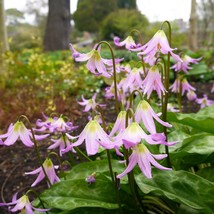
[0,21,214,214]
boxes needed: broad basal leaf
[135,169,214,213]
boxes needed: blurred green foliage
[100,9,149,40]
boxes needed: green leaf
[36,175,119,211]
[170,134,214,168]
[168,105,214,134]
[135,169,214,213]
[196,167,214,182]
[187,63,209,76]
[65,159,125,180]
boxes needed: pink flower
[138,30,182,64]
[0,121,49,147]
[196,94,214,109]
[181,79,196,95]
[70,44,123,78]
[78,93,105,112]
[25,158,60,187]
[117,143,171,179]
[169,78,181,94]
[171,55,202,73]
[63,120,111,156]
[142,65,166,99]
[49,135,77,156]
[0,193,49,213]
[187,90,197,101]
[35,114,58,132]
[211,83,214,93]
[51,116,78,133]
[109,111,128,137]
[135,100,172,134]
[114,36,143,51]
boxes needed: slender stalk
[96,41,119,114]
[26,189,49,214]
[124,109,145,213]
[129,89,144,109]
[74,146,93,162]
[96,105,115,184]
[20,115,52,187]
[48,152,66,180]
[130,29,143,44]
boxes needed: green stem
[96,105,115,184]
[130,29,143,44]
[48,152,66,180]
[96,41,119,114]
[74,146,93,162]
[19,115,52,187]
[129,89,144,109]
[26,189,49,214]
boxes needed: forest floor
[0,82,213,213]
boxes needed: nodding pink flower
[25,158,60,187]
[109,111,128,137]
[35,114,58,132]
[138,30,182,63]
[49,135,77,156]
[0,121,49,147]
[51,116,78,133]
[187,90,197,101]
[120,67,144,92]
[103,122,173,152]
[196,94,214,109]
[169,78,181,94]
[117,143,171,179]
[78,93,105,112]
[211,84,214,93]
[181,79,196,95]
[142,65,166,99]
[170,78,195,95]
[135,100,172,134]
[171,55,202,73]
[0,193,49,213]
[69,44,123,78]
[114,36,143,51]
[63,120,111,156]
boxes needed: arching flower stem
[96,41,119,114]
[19,115,52,187]
[96,105,115,184]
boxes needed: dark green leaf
[135,169,214,213]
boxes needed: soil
[0,82,213,213]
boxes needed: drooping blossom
[196,94,214,109]
[117,143,171,179]
[120,67,144,92]
[25,158,60,187]
[114,36,143,51]
[103,122,174,153]
[109,111,128,137]
[48,134,76,156]
[135,100,172,134]
[138,30,182,65]
[78,93,105,112]
[35,113,58,132]
[63,120,111,156]
[169,78,181,94]
[142,65,166,99]
[181,79,196,95]
[0,193,49,213]
[211,83,214,93]
[171,55,202,73]
[70,44,123,78]
[0,121,49,147]
[51,116,78,133]
[186,90,197,101]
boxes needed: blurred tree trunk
[189,0,198,51]
[0,0,9,82]
[44,0,71,51]
[0,0,9,55]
